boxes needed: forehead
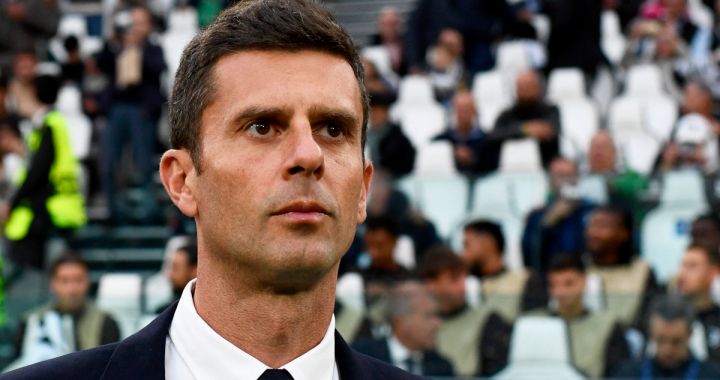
[652,318,689,335]
[549,269,583,281]
[205,49,362,126]
[54,262,87,276]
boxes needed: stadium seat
[393,102,445,148]
[415,174,470,239]
[495,316,586,380]
[642,206,707,283]
[617,130,661,176]
[361,46,398,88]
[660,170,707,206]
[499,138,543,173]
[56,85,92,160]
[396,75,435,106]
[162,32,195,88]
[471,70,512,131]
[414,142,457,176]
[58,14,88,38]
[548,68,586,103]
[577,175,608,204]
[625,64,664,98]
[167,7,199,34]
[97,273,143,338]
[608,97,644,137]
[336,272,365,312]
[495,40,531,77]
[393,235,416,270]
[558,99,600,157]
[644,96,679,143]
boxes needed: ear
[160,149,198,218]
[356,161,374,224]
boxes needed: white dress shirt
[387,335,422,375]
[165,280,340,380]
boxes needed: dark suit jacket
[1,302,423,380]
[352,337,454,377]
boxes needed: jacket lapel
[335,331,374,380]
[100,302,179,380]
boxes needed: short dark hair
[686,243,720,266]
[177,243,198,267]
[63,35,79,53]
[548,253,585,274]
[464,220,505,253]
[692,212,720,232]
[364,216,400,238]
[169,0,368,172]
[418,245,466,280]
[34,74,61,105]
[650,294,695,329]
[50,252,89,278]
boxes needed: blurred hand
[523,121,555,141]
[542,199,576,226]
[454,146,475,165]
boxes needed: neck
[393,331,419,353]
[557,301,585,320]
[592,250,621,266]
[194,257,337,368]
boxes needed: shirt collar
[387,334,411,365]
[169,279,336,380]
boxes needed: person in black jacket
[489,70,561,169]
[367,91,415,179]
[3,0,421,378]
[353,281,454,377]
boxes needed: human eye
[246,121,273,137]
[317,123,346,140]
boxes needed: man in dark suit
[2,1,420,379]
[353,282,454,377]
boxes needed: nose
[283,120,324,179]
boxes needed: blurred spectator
[366,91,415,179]
[0,73,10,118]
[362,58,395,97]
[586,205,661,328]
[433,90,499,176]
[542,253,630,378]
[522,157,596,276]
[542,0,603,77]
[658,113,719,173]
[586,130,649,217]
[96,5,166,222]
[404,0,510,74]
[681,82,720,134]
[462,220,547,320]
[635,0,701,47]
[676,244,720,362]
[335,300,374,345]
[357,216,413,302]
[0,0,59,71]
[7,51,41,119]
[1,71,86,270]
[353,281,454,376]
[156,243,197,313]
[420,246,512,377]
[60,36,84,86]
[690,213,720,253]
[604,0,646,31]
[10,253,120,368]
[489,70,561,169]
[369,7,407,76]
[613,295,720,379]
[426,29,465,103]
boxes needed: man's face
[168,249,197,293]
[586,211,628,258]
[677,248,717,296]
[651,317,691,369]
[453,92,476,132]
[51,263,90,312]
[394,293,442,351]
[665,0,687,19]
[549,159,578,195]
[588,132,616,173]
[378,9,401,41]
[462,230,500,268]
[13,53,37,83]
[187,50,371,290]
[129,8,152,41]
[683,83,711,115]
[516,71,541,105]
[364,228,397,264]
[548,269,585,312]
[424,269,467,315]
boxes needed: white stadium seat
[625,64,664,98]
[548,68,586,103]
[660,170,707,206]
[495,316,586,380]
[414,142,457,176]
[472,71,512,131]
[558,99,600,157]
[97,273,143,338]
[495,41,531,76]
[415,175,470,239]
[601,11,626,65]
[499,138,543,173]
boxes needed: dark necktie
[258,369,294,380]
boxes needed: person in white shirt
[3,1,421,379]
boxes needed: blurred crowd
[3,0,720,378]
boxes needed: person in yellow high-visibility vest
[0,72,86,269]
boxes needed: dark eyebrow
[308,105,361,130]
[229,105,293,127]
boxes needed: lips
[271,200,330,224]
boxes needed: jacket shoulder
[0,343,117,380]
